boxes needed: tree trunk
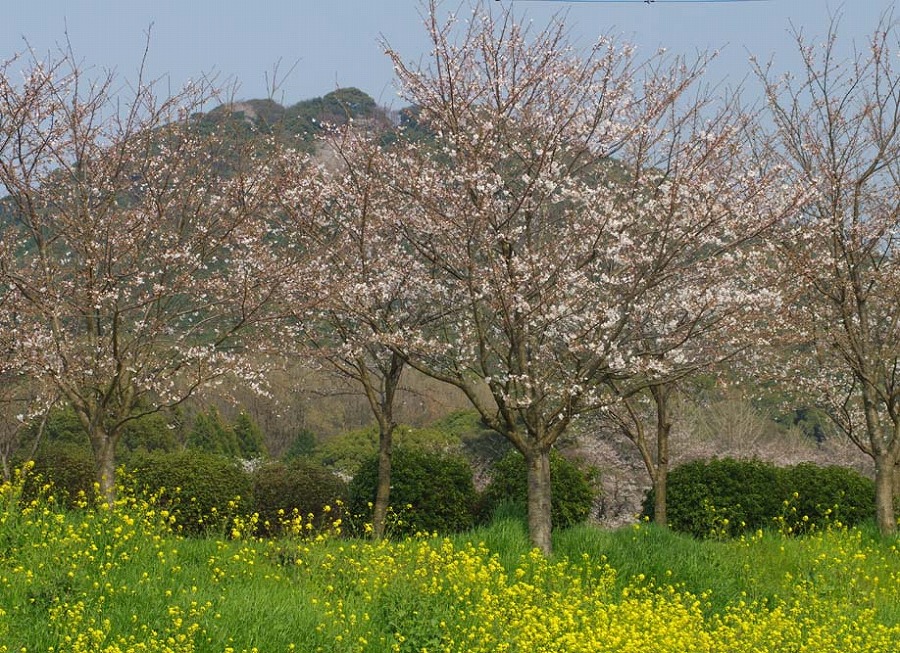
[874,454,896,535]
[372,423,394,539]
[525,446,553,555]
[90,429,118,506]
[651,384,672,527]
[894,460,900,519]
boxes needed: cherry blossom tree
[0,48,287,500]
[755,17,900,534]
[379,0,802,552]
[596,95,802,527]
[276,122,439,539]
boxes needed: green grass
[2,475,899,652]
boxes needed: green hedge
[782,463,875,533]
[252,460,347,536]
[348,448,477,537]
[23,442,97,508]
[479,450,597,530]
[644,458,875,538]
[127,451,252,536]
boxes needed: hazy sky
[2,1,895,109]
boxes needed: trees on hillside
[0,49,286,500]
[368,0,802,552]
[756,17,900,534]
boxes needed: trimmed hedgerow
[644,458,784,538]
[644,458,875,538]
[22,442,97,508]
[127,451,252,536]
[781,462,874,532]
[251,459,347,536]
[479,450,597,530]
[349,448,477,537]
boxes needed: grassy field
[1,470,899,652]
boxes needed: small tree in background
[277,122,436,539]
[755,16,900,534]
[233,410,267,458]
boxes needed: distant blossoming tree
[276,122,440,539]
[756,17,900,534]
[0,48,287,500]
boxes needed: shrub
[781,463,874,531]
[252,459,348,536]
[644,458,785,538]
[479,450,597,530]
[646,458,876,538]
[348,448,477,537]
[22,442,97,508]
[283,429,318,462]
[24,404,179,457]
[127,451,252,536]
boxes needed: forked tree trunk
[524,446,553,555]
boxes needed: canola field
[1,469,899,653]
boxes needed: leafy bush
[252,459,347,536]
[782,463,874,531]
[127,451,252,536]
[479,450,597,529]
[432,410,510,463]
[645,458,875,538]
[644,458,784,538]
[348,448,477,537]
[21,404,178,456]
[22,442,97,508]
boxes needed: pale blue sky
[2,1,895,109]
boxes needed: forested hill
[196,87,397,147]
[0,87,397,227]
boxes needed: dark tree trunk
[651,384,672,527]
[372,422,394,539]
[90,429,118,506]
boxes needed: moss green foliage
[186,406,241,457]
[23,404,179,457]
[283,428,318,461]
[251,459,347,536]
[781,462,875,532]
[283,87,379,138]
[315,423,461,476]
[127,451,252,535]
[479,450,597,529]
[23,442,97,507]
[349,447,478,536]
[646,458,875,538]
[233,410,267,458]
[118,410,179,455]
[431,409,511,462]
[645,458,785,538]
